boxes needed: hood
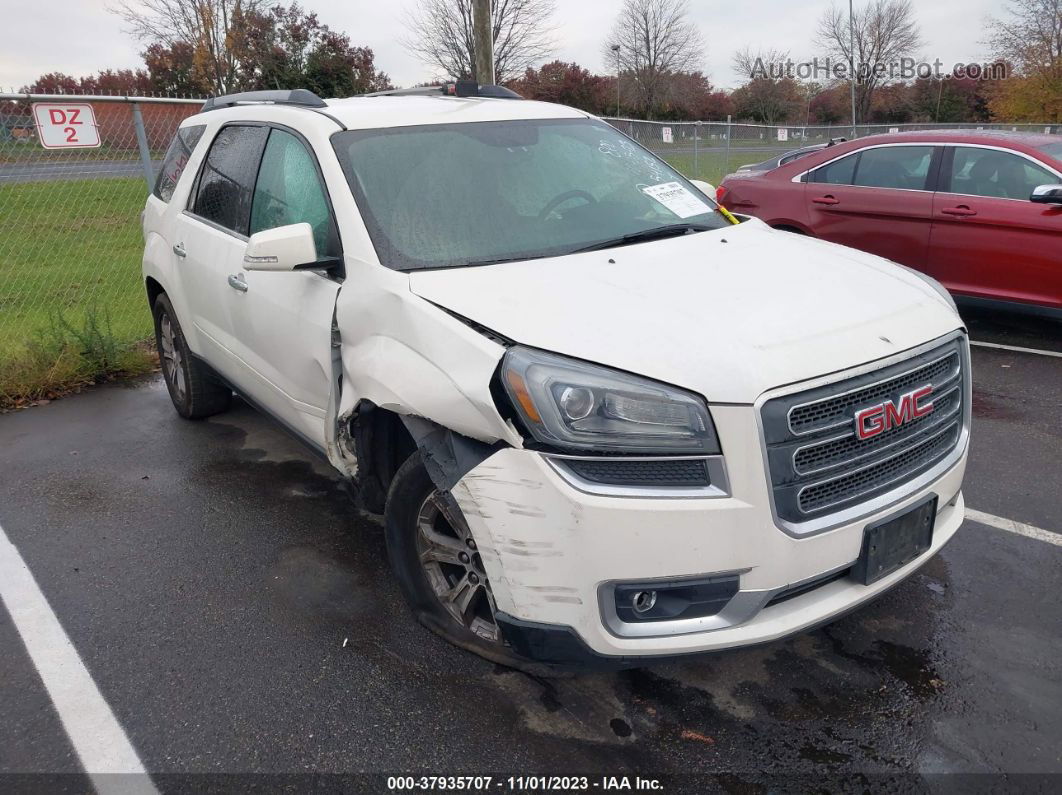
[408,219,963,404]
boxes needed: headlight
[499,346,720,455]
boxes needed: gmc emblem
[854,385,934,440]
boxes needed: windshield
[332,118,727,270]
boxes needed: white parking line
[0,523,157,794]
[966,509,1061,547]
[969,340,1062,359]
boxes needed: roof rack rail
[363,81,522,100]
[200,89,327,112]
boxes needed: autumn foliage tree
[511,61,610,113]
[986,0,1062,122]
[230,4,391,96]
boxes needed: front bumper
[449,403,967,662]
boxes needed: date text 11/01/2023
[386,776,664,791]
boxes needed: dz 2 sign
[32,103,101,149]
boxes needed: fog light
[631,590,657,614]
[613,574,740,623]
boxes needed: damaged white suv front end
[142,87,969,671]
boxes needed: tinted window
[250,129,339,257]
[1036,141,1062,162]
[154,125,205,202]
[853,146,933,190]
[948,146,1057,200]
[191,125,269,235]
[812,153,858,185]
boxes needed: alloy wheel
[159,312,187,402]
[415,490,500,643]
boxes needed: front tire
[385,453,531,669]
[152,294,231,419]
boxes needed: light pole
[849,0,857,137]
[611,44,621,117]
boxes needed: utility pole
[849,0,857,137]
[473,0,495,85]
[611,44,621,117]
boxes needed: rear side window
[852,146,933,190]
[154,125,206,202]
[812,153,858,185]
[190,125,269,235]
[250,129,339,257]
[947,146,1057,200]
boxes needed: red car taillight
[716,185,728,204]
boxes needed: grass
[0,176,157,409]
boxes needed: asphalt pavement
[0,308,1059,791]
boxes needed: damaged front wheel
[385,453,527,668]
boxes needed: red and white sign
[32,103,101,149]
[662,126,673,143]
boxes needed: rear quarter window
[154,125,206,202]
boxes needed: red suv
[718,131,1062,313]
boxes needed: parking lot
[1,305,1059,791]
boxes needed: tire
[385,452,536,671]
[152,293,231,419]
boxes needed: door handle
[941,206,977,217]
[172,243,187,258]
[812,195,840,205]
[227,274,248,293]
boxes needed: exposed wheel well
[348,403,418,513]
[145,276,165,308]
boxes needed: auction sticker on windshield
[642,181,711,218]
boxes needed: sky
[0,0,1001,94]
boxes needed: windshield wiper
[569,223,716,254]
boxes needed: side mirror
[1030,184,1062,205]
[243,223,317,271]
[690,179,716,198]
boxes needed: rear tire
[152,293,231,419]
[384,452,537,671]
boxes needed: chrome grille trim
[792,382,963,477]
[786,349,961,437]
[756,330,971,538]
[797,420,961,514]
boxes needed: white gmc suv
[142,85,970,671]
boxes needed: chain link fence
[0,93,202,402]
[602,118,1062,185]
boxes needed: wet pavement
[0,309,1059,790]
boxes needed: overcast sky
[1,0,1000,93]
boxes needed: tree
[662,71,731,120]
[404,0,557,83]
[143,41,208,96]
[731,48,805,125]
[113,0,270,93]
[22,69,152,95]
[231,4,391,96]
[816,0,923,123]
[604,0,705,118]
[511,61,609,113]
[986,0,1062,121]
[730,77,804,125]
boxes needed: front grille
[761,336,968,525]
[563,458,709,487]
